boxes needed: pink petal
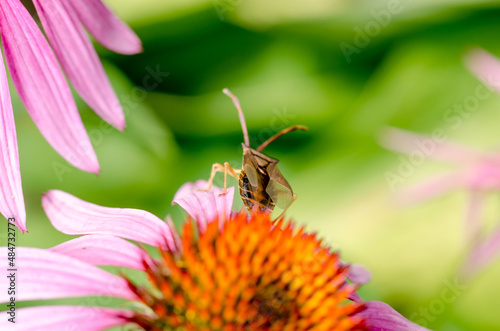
[68,0,142,55]
[0,247,137,302]
[465,48,500,94]
[347,291,362,303]
[462,160,500,189]
[0,306,133,331]
[344,264,371,303]
[396,172,464,206]
[347,264,372,285]
[50,235,149,270]
[165,214,183,252]
[33,0,125,130]
[42,190,174,251]
[464,190,484,244]
[465,223,500,276]
[172,180,234,232]
[0,0,99,173]
[0,48,25,232]
[380,127,483,164]
[363,301,430,331]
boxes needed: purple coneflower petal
[50,234,149,270]
[465,48,500,94]
[463,160,500,189]
[68,0,142,55]
[33,0,125,130]
[464,190,484,243]
[172,180,235,231]
[42,190,174,250]
[364,301,430,331]
[0,247,137,302]
[464,223,500,276]
[0,0,99,173]
[396,172,464,206]
[347,263,372,285]
[0,306,133,331]
[0,48,25,232]
[380,127,482,164]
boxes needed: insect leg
[204,162,240,193]
[222,162,241,194]
[204,163,225,192]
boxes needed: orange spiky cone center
[129,212,366,330]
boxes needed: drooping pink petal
[68,0,142,55]
[0,247,137,302]
[465,48,500,94]
[363,301,430,331]
[33,0,125,130]
[0,48,25,232]
[464,223,500,276]
[50,235,149,270]
[380,127,483,164]
[42,190,174,250]
[396,172,464,206]
[172,180,235,232]
[0,306,134,331]
[0,0,99,173]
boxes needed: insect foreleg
[223,162,241,194]
[205,162,241,194]
[205,163,225,192]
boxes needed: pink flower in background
[0,0,141,232]
[381,127,500,277]
[465,48,500,94]
[0,181,427,330]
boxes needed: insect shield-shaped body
[205,89,307,214]
[240,142,294,213]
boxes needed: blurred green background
[7,0,500,329]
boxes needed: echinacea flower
[381,127,500,277]
[0,181,427,330]
[0,0,141,232]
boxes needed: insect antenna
[223,88,250,147]
[256,125,308,152]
